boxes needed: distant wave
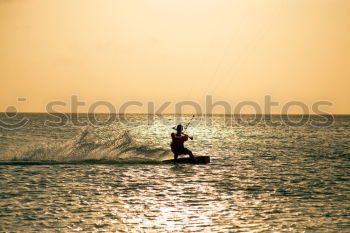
[2,126,171,163]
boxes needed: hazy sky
[1,0,349,114]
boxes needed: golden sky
[0,0,349,114]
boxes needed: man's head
[176,124,183,133]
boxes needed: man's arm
[184,134,193,140]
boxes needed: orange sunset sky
[0,0,349,114]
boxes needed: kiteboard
[162,156,210,164]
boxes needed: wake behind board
[162,156,210,164]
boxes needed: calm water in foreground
[0,114,349,232]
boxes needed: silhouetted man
[170,124,195,162]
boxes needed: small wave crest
[3,126,171,164]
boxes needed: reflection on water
[0,115,349,232]
[1,160,349,232]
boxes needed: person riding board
[170,124,196,162]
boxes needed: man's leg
[174,153,179,162]
[184,148,196,162]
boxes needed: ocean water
[0,114,349,232]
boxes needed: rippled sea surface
[0,114,349,232]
